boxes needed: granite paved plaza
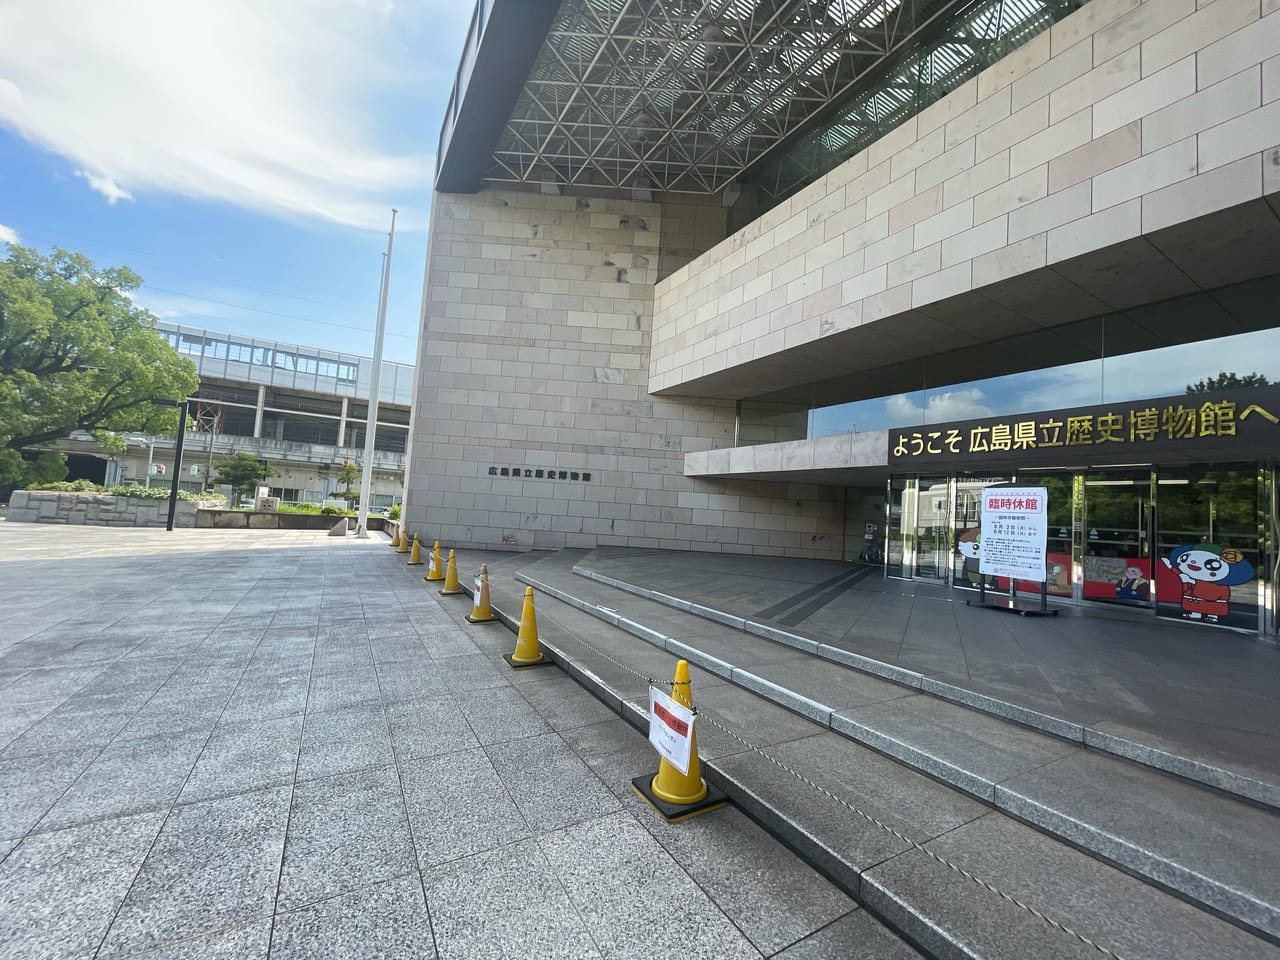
[0,524,917,960]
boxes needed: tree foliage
[213,452,273,498]
[0,245,199,485]
[336,461,361,488]
[1186,371,1270,394]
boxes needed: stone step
[496,549,1280,943]
[572,556,1280,811]
[458,552,1280,960]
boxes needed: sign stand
[970,567,1058,616]
[967,484,1059,618]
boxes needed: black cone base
[631,774,727,823]
[465,613,500,624]
[503,653,554,670]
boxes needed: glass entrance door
[914,477,951,583]
[1155,466,1261,631]
[886,476,950,582]
[1013,472,1076,597]
[1082,471,1154,607]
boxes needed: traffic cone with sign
[504,586,553,670]
[424,541,445,582]
[406,533,424,566]
[465,564,500,624]
[397,528,411,554]
[632,659,727,822]
[439,550,464,596]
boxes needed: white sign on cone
[648,686,695,775]
[474,576,483,595]
[979,485,1049,582]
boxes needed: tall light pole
[357,209,397,538]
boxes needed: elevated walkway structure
[426,545,1280,958]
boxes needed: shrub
[277,502,321,514]
[25,481,225,504]
[27,479,103,492]
[106,485,226,504]
[388,504,401,520]
[320,505,345,516]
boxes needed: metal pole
[206,421,217,490]
[145,440,154,488]
[165,400,189,532]
[357,209,397,538]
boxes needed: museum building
[407,0,1280,637]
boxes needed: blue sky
[0,0,475,366]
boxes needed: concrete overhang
[686,430,892,487]
[684,393,1280,488]
[655,198,1280,404]
[435,0,562,193]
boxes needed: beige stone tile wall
[651,0,1280,393]
[403,189,846,557]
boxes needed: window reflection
[737,297,1280,447]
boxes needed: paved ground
[575,549,1280,788]
[0,524,919,960]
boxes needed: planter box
[194,510,389,531]
[7,491,220,528]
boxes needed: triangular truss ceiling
[487,0,1034,194]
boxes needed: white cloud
[885,388,995,424]
[0,223,17,245]
[0,0,469,230]
[75,170,133,205]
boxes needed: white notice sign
[979,486,1049,583]
[648,686,695,775]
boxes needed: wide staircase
[460,547,1280,960]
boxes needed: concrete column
[253,384,266,439]
[338,397,349,448]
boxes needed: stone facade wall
[404,188,847,557]
[651,0,1280,392]
[7,492,212,527]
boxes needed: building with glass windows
[408,0,1280,638]
[60,322,414,508]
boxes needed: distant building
[59,321,414,508]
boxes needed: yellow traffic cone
[389,526,401,548]
[465,564,500,624]
[632,659,727,822]
[438,549,464,596]
[504,586,553,669]
[406,533,424,566]
[397,527,411,554]
[425,540,445,582]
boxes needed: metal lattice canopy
[486,0,1066,194]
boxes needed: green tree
[336,461,360,488]
[213,453,273,499]
[1186,371,1270,393]
[0,245,198,486]
[25,450,69,485]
